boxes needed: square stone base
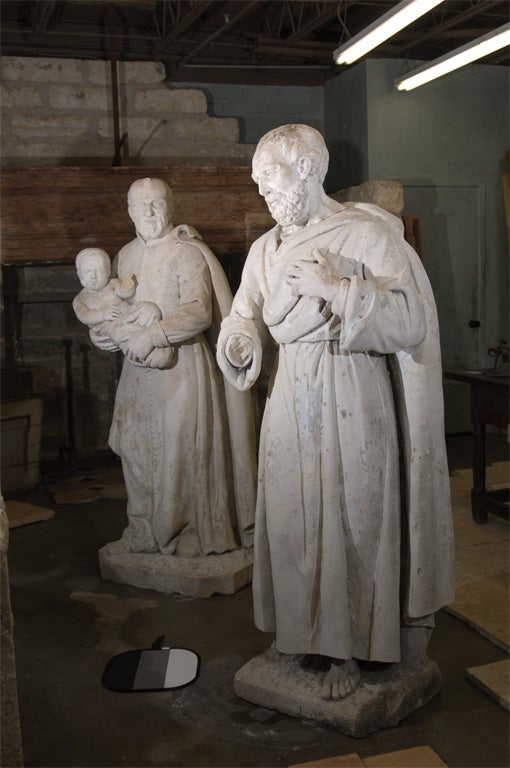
[99,539,253,597]
[234,646,442,738]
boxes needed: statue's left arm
[157,245,212,342]
[333,221,426,353]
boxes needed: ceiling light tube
[333,0,444,66]
[395,23,510,90]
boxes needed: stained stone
[99,539,253,598]
[234,645,442,738]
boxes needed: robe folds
[217,202,454,663]
[109,225,256,555]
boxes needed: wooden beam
[0,166,273,266]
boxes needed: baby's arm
[115,275,137,301]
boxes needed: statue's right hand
[225,334,254,368]
[89,327,120,352]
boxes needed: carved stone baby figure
[73,247,173,369]
[73,247,137,325]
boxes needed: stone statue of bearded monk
[217,125,454,733]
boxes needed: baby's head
[76,248,111,290]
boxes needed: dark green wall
[364,59,509,368]
[324,62,369,192]
[176,63,508,415]
[170,81,324,144]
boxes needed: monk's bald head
[127,178,173,241]
[128,178,173,212]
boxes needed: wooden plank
[363,746,449,767]
[290,754,364,768]
[0,166,273,265]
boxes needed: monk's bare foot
[320,659,360,700]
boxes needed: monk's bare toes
[320,659,360,700]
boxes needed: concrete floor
[6,435,510,768]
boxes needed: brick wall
[0,56,254,165]
[0,56,260,463]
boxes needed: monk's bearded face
[264,179,308,227]
[252,146,310,228]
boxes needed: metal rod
[63,338,75,455]
[108,2,122,167]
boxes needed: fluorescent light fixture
[395,23,510,90]
[333,0,444,65]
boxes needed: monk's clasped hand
[286,248,343,302]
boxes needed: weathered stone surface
[99,539,254,597]
[49,85,108,111]
[167,115,239,142]
[234,645,442,738]
[88,60,165,85]
[0,85,42,109]
[1,56,83,82]
[57,139,117,158]
[133,140,254,161]
[98,115,240,147]
[135,88,207,114]
[331,180,405,216]
[11,142,68,158]
[0,56,246,168]
[97,116,166,140]
[11,114,89,138]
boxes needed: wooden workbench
[445,370,509,524]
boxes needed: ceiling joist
[1,0,507,86]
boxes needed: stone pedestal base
[234,646,442,737]
[99,539,253,597]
